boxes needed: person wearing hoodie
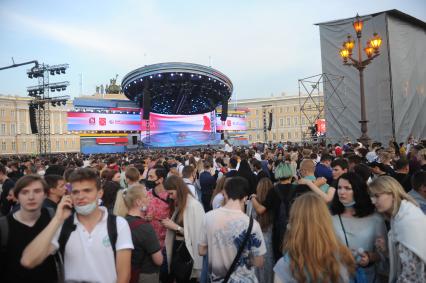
[369,176,426,283]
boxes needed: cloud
[2,11,146,66]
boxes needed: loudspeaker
[29,105,38,134]
[132,136,138,145]
[220,99,228,121]
[268,112,273,131]
[221,131,225,140]
[142,82,151,120]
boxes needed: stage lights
[27,67,44,79]
[48,64,69,76]
[49,81,69,92]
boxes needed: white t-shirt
[51,207,134,283]
[199,207,266,282]
[212,193,224,209]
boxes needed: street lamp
[339,13,382,146]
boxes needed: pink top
[144,190,171,248]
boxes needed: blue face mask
[342,200,356,207]
[75,200,97,216]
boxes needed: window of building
[56,141,60,150]
[288,132,292,139]
[12,141,16,150]
[280,118,283,127]
[255,110,259,116]
[286,107,289,112]
[0,124,5,135]
[294,106,298,112]
[11,110,15,118]
[64,140,68,147]
[31,141,35,150]
[280,133,284,140]
[1,142,6,151]
[295,132,299,138]
[287,117,291,126]
[22,142,26,151]
[302,117,305,125]
[256,134,260,140]
[0,110,4,117]
[11,124,16,135]
[273,133,276,140]
[294,117,298,125]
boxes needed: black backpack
[272,184,309,260]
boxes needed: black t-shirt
[125,215,161,274]
[43,198,58,211]
[0,208,57,283]
[262,183,310,261]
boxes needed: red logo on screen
[227,120,232,126]
[99,117,106,126]
[89,117,95,125]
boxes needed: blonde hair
[300,159,315,174]
[418,148,426,162]
[211,176,227,207]
[368,176,418,217]
[283,193,355,282]
[113,185,147,217]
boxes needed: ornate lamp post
[339,14,382,146]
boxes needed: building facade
[0,95,80,155]
[236,94,324,143]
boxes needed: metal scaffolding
[27,63,70,155]
[298,73,346,143]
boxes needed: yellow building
[0,94,80,155]
[235,94,324,143]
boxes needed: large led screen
[215,116,247,131]
[67,112,213,132]
[67,112,142,131]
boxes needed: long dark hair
[164,175,191,224]
[330,172,375,217]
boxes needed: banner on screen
[67,112,213,132]
[315,119,326,134]
[67,112,142,131]
[215,116,247,131]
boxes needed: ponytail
[113,185,147,217]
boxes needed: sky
[0,0,425,100]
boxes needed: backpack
[273,184,309,260]
[58,212,118,260]
[273,185,293,249]
[127,218,147,283]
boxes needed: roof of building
[315,9,426,30]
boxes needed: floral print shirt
[144,190,171,248]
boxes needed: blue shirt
[315,163,333,185]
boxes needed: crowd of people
[0,138,425,283]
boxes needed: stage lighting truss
[49,81,70,92]
[27,64,69,79]
[26,66,44,79]
[27,85,44,98]
[48,95,70,107]
[48,64,69,76]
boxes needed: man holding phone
[21,168,133,283]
